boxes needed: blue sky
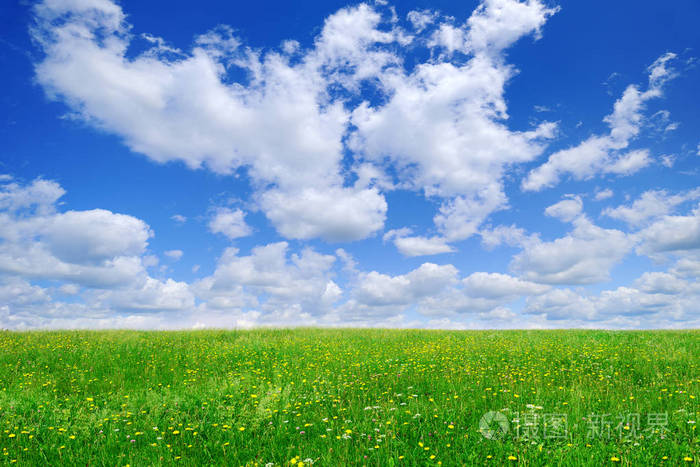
[0,0,699,329]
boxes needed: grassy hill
[0,329,697,465]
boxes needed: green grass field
[0,329,697,466]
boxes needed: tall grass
[0,329,697,465]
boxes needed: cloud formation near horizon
[0,0,698,329]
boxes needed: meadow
[0,329,697,466]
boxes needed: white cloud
[0,277,51,309]
[348,0,557,245]
[671,256,700,278]
[194,242,340,315]
[259,187,386,242]
[648,109,679,135]
[31,0,562,247]
[434,189,509,241]
[634,271,688,295]
[660,154,675,168]
[0,208,151,288]
[349,265,548,321]
[647,52,677,88]
[478,224,535,249]
[13,2,697,330]
[603,149,650,175]
[594,188,613,201]
[351,52,556,241]
[603,188,700,226]
[354,262,458,306]
[2,179,698,329]
[466,0,558,54]
[636,205,700,255]
[94,277,194,312]
[522,53,677,191]
[407,9,438,32]
[383,228,454,257]
[544,195,582,222]
[142,255,158,268]
[428,23,468,54]
[664,122,679,132]
[511,216,633,284]
[0,178,65,214]
[42,209,151,265]
[525,288,597,321]
[594,286,679,317]
[164,249,183,261]
[208,207,252,240]
[488,200,638,289]
[32,0,392,243]
[462,272,549,298]
[525,268,700,325]
[393,235,455,257]
[415,288,517,317]
[0,178,194,322]
[59,283,80,295]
